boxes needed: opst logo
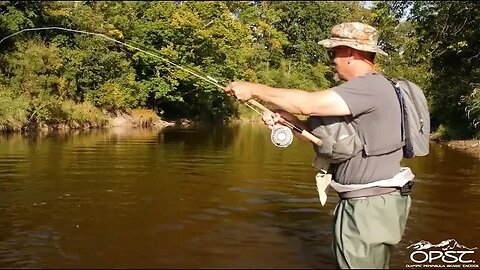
[406,239,478,268]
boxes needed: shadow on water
[160,123,241,149]
[0,124,478,268]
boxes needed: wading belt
[338,186,399,200]
[338,181,414,200]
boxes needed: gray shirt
[326,73,402,185]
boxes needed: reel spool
[271,125,293,148]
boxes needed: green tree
[410,1,480,138]
[1,0,477,138]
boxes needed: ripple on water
[228,187,286,196]
[0,128,478,269]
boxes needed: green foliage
[367,3,430,87]
[460,86,480,137]
[256,59,330,90]
[0,86,29,131]
[0,1,479,138]
[407,1,480,138]
[0,1,42,32]
[61,100,108,127]
[2,39,63,97]
[268,1,358,64]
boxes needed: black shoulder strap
[383,76,414,157]
[384,77,405,142]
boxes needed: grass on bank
[0,95,164,132]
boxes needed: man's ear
[350,49,364,61]
[347,48,353,64]
[347,48,352,57]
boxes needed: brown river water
[0,123,479,268]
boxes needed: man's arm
[225,81,352,116]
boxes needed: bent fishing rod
[0,26,322,147]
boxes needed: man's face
[329,46,351,80]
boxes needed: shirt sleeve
[331,75,380,117]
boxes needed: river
[0,123,478,268]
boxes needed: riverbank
[443,139,480,160]
[0,108,176,134]
[3,111,480,161]
[109,109,175,129]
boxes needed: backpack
[386,77,430,158]
[308,76,430,171]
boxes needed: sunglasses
[328,50,336,60]
[328,47,351,60]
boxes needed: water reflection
[0,124,478,268]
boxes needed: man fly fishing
[224,22,415,269]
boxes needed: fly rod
[0,26,322,146]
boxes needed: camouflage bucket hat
[318,22,388,56]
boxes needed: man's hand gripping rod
[245,100,322,146]
[208,80,322,146]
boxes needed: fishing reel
[270,125,293,148]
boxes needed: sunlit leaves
[409,1,480,137]
[1,1,478,137]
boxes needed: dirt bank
[444,139,480,160]
[110,111,174,129]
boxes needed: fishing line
[0,26,322,146]
[0,27,267,113]
[0,27,222,87]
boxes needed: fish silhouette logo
[406,239,478,266]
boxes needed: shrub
[0,91,29,132]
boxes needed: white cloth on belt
[315,167,414,205]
